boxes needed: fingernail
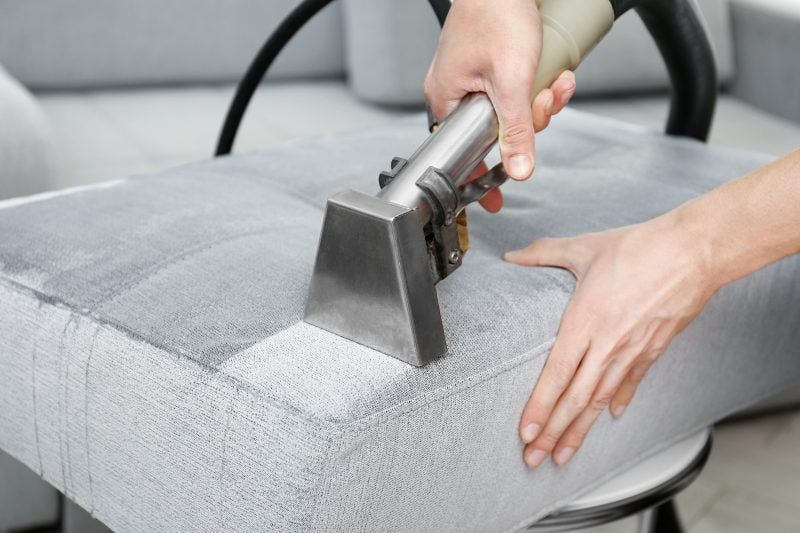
[612,405,626,418]
[521,423,541,443]
[509,155,533,180]
[503,250,522,263]
[525,449,548,468]
[554,447,575,465]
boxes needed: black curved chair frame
[525,432,713,532]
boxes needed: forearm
[672,149,800,290]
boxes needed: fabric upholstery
[0,110,798,532]
[572,94,800,158]
[729,0,800,124]
[343,0,735,105]
[0,1,344,90]
[0,65,55,199]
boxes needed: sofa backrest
[343,0,736,105]
[0,0,345,90]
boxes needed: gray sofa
[0,66,55,200]
[1,108,799,532]
[0,1,798,531]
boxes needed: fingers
[503,238,574,272]
[423,61,466,125]
[523,345,658,468]
[550,358,631,464]
[610,354,658,417]
[463,161,504,213]
[429,98,462,125]
[518,309,589,453]
[522,341,612,467]
[429,69,576,184]
[531,71,576,132]
[550,71,577,115]
[479,188,504,213]
[532,89,554,133]
[488,78,536,181]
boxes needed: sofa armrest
[729,0,800,124]
[0,65,56,198]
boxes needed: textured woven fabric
[0,110,798,532]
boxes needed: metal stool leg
[637,499,683,533]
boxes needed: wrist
[657,203,728,295]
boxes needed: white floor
[35,80,800,532]
[590,411,800,532]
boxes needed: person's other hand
[504,216,719,467]
[424,0,577,213]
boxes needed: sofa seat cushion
[0,110,798,532]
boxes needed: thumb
[504,238,572,269]
[489,83,536,181]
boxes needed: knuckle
[599,350,618,368]
[591,394,611,412]
[629,361,651,382]
[567,391,592,412]
[547,358,575,387]
[501,121,533,146]
[565,428,587,444]
[538,430,560,449]
[650,343,668,356]
[615,332,633,350]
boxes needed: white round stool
[525,428,713,532]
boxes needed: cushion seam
[95,226,305,311]
[0,274,555,432]
[0,275,333,428]
[332,340,555,433]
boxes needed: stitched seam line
[330,341,554,432]
[95,227,303,310]
[0,275,553,433]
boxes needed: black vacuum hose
[216,0,716,156]
[215,0,336,156]
[216,0,450,157]
[612,0,717,141]
[427,0,452,27]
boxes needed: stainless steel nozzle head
[304,189,447,366]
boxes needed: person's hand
[504,215,720,467]
[424,0,577,213]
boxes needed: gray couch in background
[0,1,798,531]
[0,66,54,200]
[343,0,736,104]
[342,0,799,127]
[0,0,344,90]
